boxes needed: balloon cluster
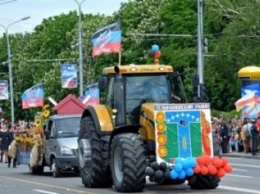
[145,161,169,183]
[147,44,161,59]
[193,155,233,178]
[169,157,197,180]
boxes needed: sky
[0,0,129,34]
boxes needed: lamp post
[73,0,86,97]
[0,16,30,124]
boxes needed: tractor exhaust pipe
[113,66,126,127]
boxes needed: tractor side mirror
[98,77,108,90]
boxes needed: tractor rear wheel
[78,116,112,188]
[110,133,146,192]
[188,174,220,189]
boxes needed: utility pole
[196,0,207,102]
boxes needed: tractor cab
[99,64,186,125]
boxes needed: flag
[91,22,122,57]
[0,80,9,100]
[21,83,44,109]
[235,91,258,112]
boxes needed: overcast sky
[0,0,128,34]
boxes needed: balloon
[164,169,170,179]
[217,168,226,178]
[196,156,205,166]
[159,162,167,171]
[175,157,182,164]
[223,164,233,173]
[185,168,194,176]
[200,166,208,175]
[211,156,219,163]
[193,165,201,174]
[154,170,164,182]
[170,169,178,179]
[147,50,155,58]
[152,44,159,52]
[145,167,155,176]
[151,162,159,171]
[221,157,228,167]
[204,155,211,165]
[182,159,189,169]
[213,158,223,168]
[154,51,161,59]
[174,163,183,172]
[208,164,217,175]
[177,170,186,179]
[188,157,197,168]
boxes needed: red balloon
[194,165,201,174]
[196,156,205,166]
[211,156,218,164]
[208,164,217,175]
[217,168,226,178]
[200,166,208,175]
[213,158,223,168]
[221,157,228,167]
[204,155,211,165]
[154,51,161,59]
[223,164,233,173]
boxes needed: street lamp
[73,0,86,97]
[0,16,30,124]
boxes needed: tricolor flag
[91,22,122,57]
[21,83,44,109]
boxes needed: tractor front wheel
[110,133,146,192]
[188,174,220,189]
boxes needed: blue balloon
[188,157,197,168]
[174,163,183,172]
[177,170,186,179]
[170,169,178,179]
[182,159,189,169]
[185,168,194,176]
[152,44,159,52]
[175,157,182,164]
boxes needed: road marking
[33,189,59,194]
[231,163,260,168]
[233,168,247,172]
[219,185,260,194]
[225,174,251,178]
[0,175,92,194]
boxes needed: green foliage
[0,0,259,121]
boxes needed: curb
[223,154,260,159]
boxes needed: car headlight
[61,146,73,155]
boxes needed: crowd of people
[212,116,260,156]
[0,119,34,168]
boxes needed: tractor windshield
[125,74,171,113]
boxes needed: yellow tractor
[78,64,222,192]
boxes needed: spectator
[250,118,259,156]
[241,118,249,153]
[0,125,10,163]
[219,118,229,153]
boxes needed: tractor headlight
[61,146,73,155]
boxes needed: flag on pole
[91,22,122,57]
[21,83,44,109]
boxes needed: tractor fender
[81,105,114,135]
[108,124,142,155]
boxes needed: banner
[91,22,122,57]
[0,80,8,100]
[154,103,213,164]
[235,80,260,119]
[79,83,100,106]
[61,64,78,88]
[21,83,44,109]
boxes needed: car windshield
[55,117,81,138]
[125,74,171,113]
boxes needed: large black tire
[158,178,185,185]
[188,174,220,189]
[78,116,113,188]
[213,133,222,157]
[110,133,146,192]
[29,165,44,175]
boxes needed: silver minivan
[44,114,81,177]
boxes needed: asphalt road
[0,157,259,194]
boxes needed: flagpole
[118,51,122,66]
